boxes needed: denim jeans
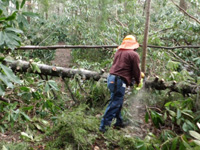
[100,74,126,130]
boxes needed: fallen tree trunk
[145,76,199,97]
[3,59,104,81]
[3,59,199,96]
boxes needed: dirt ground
[51,42,71,68]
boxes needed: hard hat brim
[118,41,139,50]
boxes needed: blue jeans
[100,74,126,130]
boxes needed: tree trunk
[46,12,48,20]
[144,76,199,97]
[179,0,187,11]
[3,60,103,81]
[27,0,32,23]
[141,0,151,73]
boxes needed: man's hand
[141,72,145,79]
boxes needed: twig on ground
[62,77,78,104]
[75,78,88,95]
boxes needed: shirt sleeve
[131,53,141,84]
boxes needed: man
[99,35,141,132]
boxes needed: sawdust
[123,89,150,138]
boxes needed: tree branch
[149,27,174,36]
[0,97,9,103]
[167,50,198,70]
[171,0,200,24]
[0,96,23,103]
[62,78,78,104]
[13,45,200,50]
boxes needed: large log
[3,59,104,81]
[145,76,199,97]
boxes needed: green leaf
[17,14,29,28]
[197,122,200,130]
[189,131,200,140]
[20,112,31,121]
[0,31,5,45]
[2,145,8,150]
[0,17,6,21]
[34,123,44,131]
[0,85,5,96]
[16,1,19,10]
[3,31,21,50]
[145,112,149,123]
[5,11,17,21]
[6,32,21,42]
[171,137,179,150]
[48,80,59,91]
[20,86,30,92]
[177,109,181,119]
[0,63,21,84]
[182,110,194,119]
[0,73,14,88]
[182,123,189,132]
[5,27,23,34]
[0,56,5,62]
[31,63,41,73]
[21,132,33,141]
[21,0,26,8]
[164,102,172,107]
[22,12,38,17]
[193,140,200,146]
[45,82,50,92]
[22,106,33,111]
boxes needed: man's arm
[131,53,141,85]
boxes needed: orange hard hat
[118,35,139,50]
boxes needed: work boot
[99,128,106,133]
[113,121,130,129]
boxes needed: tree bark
[141,0,151,73]
[46,12,48,20]
[3,60,103,81]
[179,0,187,11]
[13,45,200,50]
[144,76,199,97]
[27,0,32,23]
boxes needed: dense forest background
[0,0,200,149]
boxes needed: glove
[141,72,145,79]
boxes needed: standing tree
[179,0,187,10]
[27,0,32,23]
[141,0,151,73]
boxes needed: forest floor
[0,43,151,149]
[50,42,150,145]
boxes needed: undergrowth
[45,104,99,149]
